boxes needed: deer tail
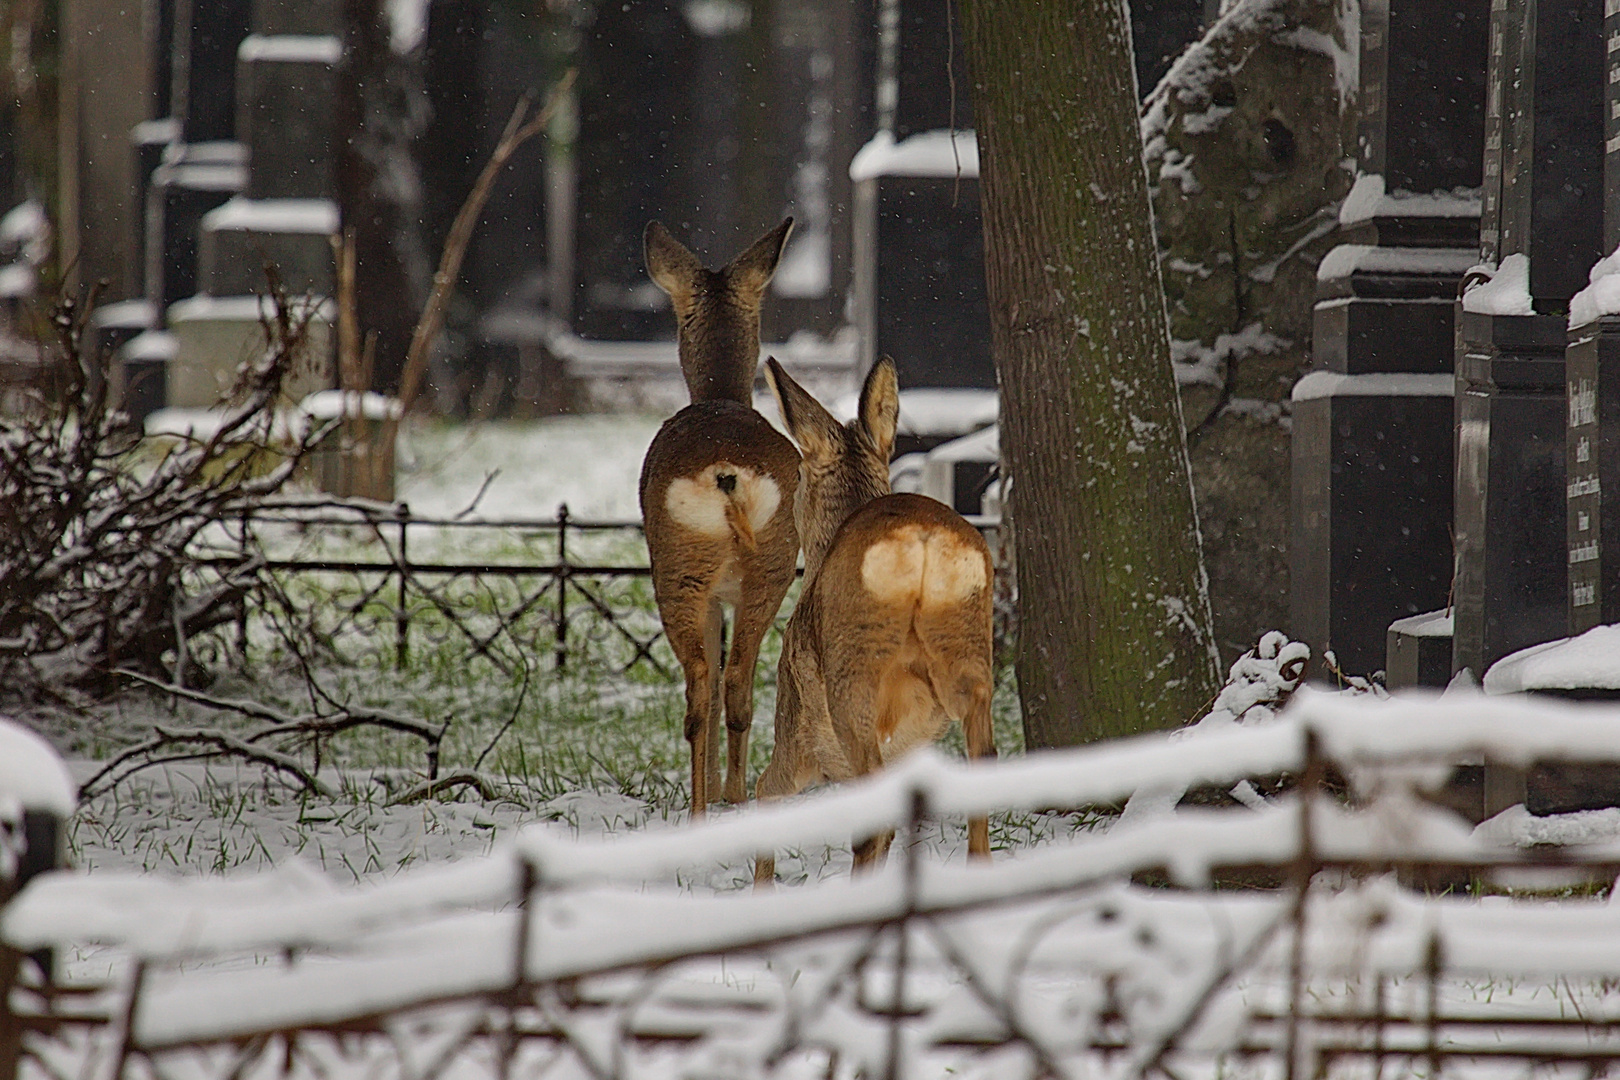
[716,472,758,552]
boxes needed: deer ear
[766,356,840,461]
[645,221,704,301]
[858,357,900,463]
[725,218,794,298]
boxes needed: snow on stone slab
[1482,624,1620,694]
[1462,253,1534,316]
[301,389,402,422]
[90,299,156,331]
[1291,371,1453,402]
[849,129,979,182]
[236,34,342,65]
[167,293,334,324]
[1474,803,1620,849]
[0,263,33,298]
[0,716,76,814]
[826,387,998,436]
[1317,243,1479,282]
[1570,241,1620,328]
[1389,608,1453,638]
[202,196,340,236]
[122,329,178,362]
[1338,173,1482,227]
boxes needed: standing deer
[755,356,995,884]
[639,219,801,816]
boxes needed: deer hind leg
[663,590,724,816]
[826,677,895,875]
[919,619,995,860]
[723,569,793,804]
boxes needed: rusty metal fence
[11,691,1620,1080]
[205,503,1009,679]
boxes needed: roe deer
[754,357,995,884]
[639,218,801,815]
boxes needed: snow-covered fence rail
[12,690,1620,1079]
[202,502,1007,676]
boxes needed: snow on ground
[395,415,663,521]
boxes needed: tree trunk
[957,0,1221,745]
[337,0,428,395]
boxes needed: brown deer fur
[638,219,801,814]
[755,357,995,884]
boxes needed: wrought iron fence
[11,692,1620,1080]
[203,503,1009,678]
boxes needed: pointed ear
[725,217,794,297]
[858,357,900,462]
[766,356,840,460]
[644,221,704,301]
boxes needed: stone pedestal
[119,330,177,425]
[200,198,337,297]
[166,295,332,409]
[1453,311,1570,678]
[1386,608,1454,690]
[1291,371,1456,677]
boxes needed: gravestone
[1454,0,1604,680]
[571,1,701,342]
[856,0,1208,393]
[1291,0,1488,680]
[172,0,254,144]
[146,146,248,312]
[1563,0,1620,635]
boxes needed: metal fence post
[555,504,569,671]
[396,503,410,669]
[886,786,927,1080]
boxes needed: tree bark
[957,0,1221,745]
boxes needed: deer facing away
[638,219,801,815]
[755,357,995,884]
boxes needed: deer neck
[678,307,760,406]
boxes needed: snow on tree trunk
[958,0,1222,745]
[1143,0,1356,658]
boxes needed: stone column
[1292,0,1488,681]
[1453,0,1604,680]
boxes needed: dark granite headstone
[1294,0,1487,677]
[1454,0,1603,679]
[1562,1,1620,636]
[173,0,254,144]
[237,34,338,201]
[873,174,993,389]
[1454,311,1571,676]
[1291,378,1456,677]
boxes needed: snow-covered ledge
[1482,624,1620,695]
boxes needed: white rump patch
[861,527,987,605]
[665,464,781,538]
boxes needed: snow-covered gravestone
[169,0,339,413]
[1563,0,1620,637]
[1292,0,1486,681]
[1454,0,1604,681]
[0,717,75,1080]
